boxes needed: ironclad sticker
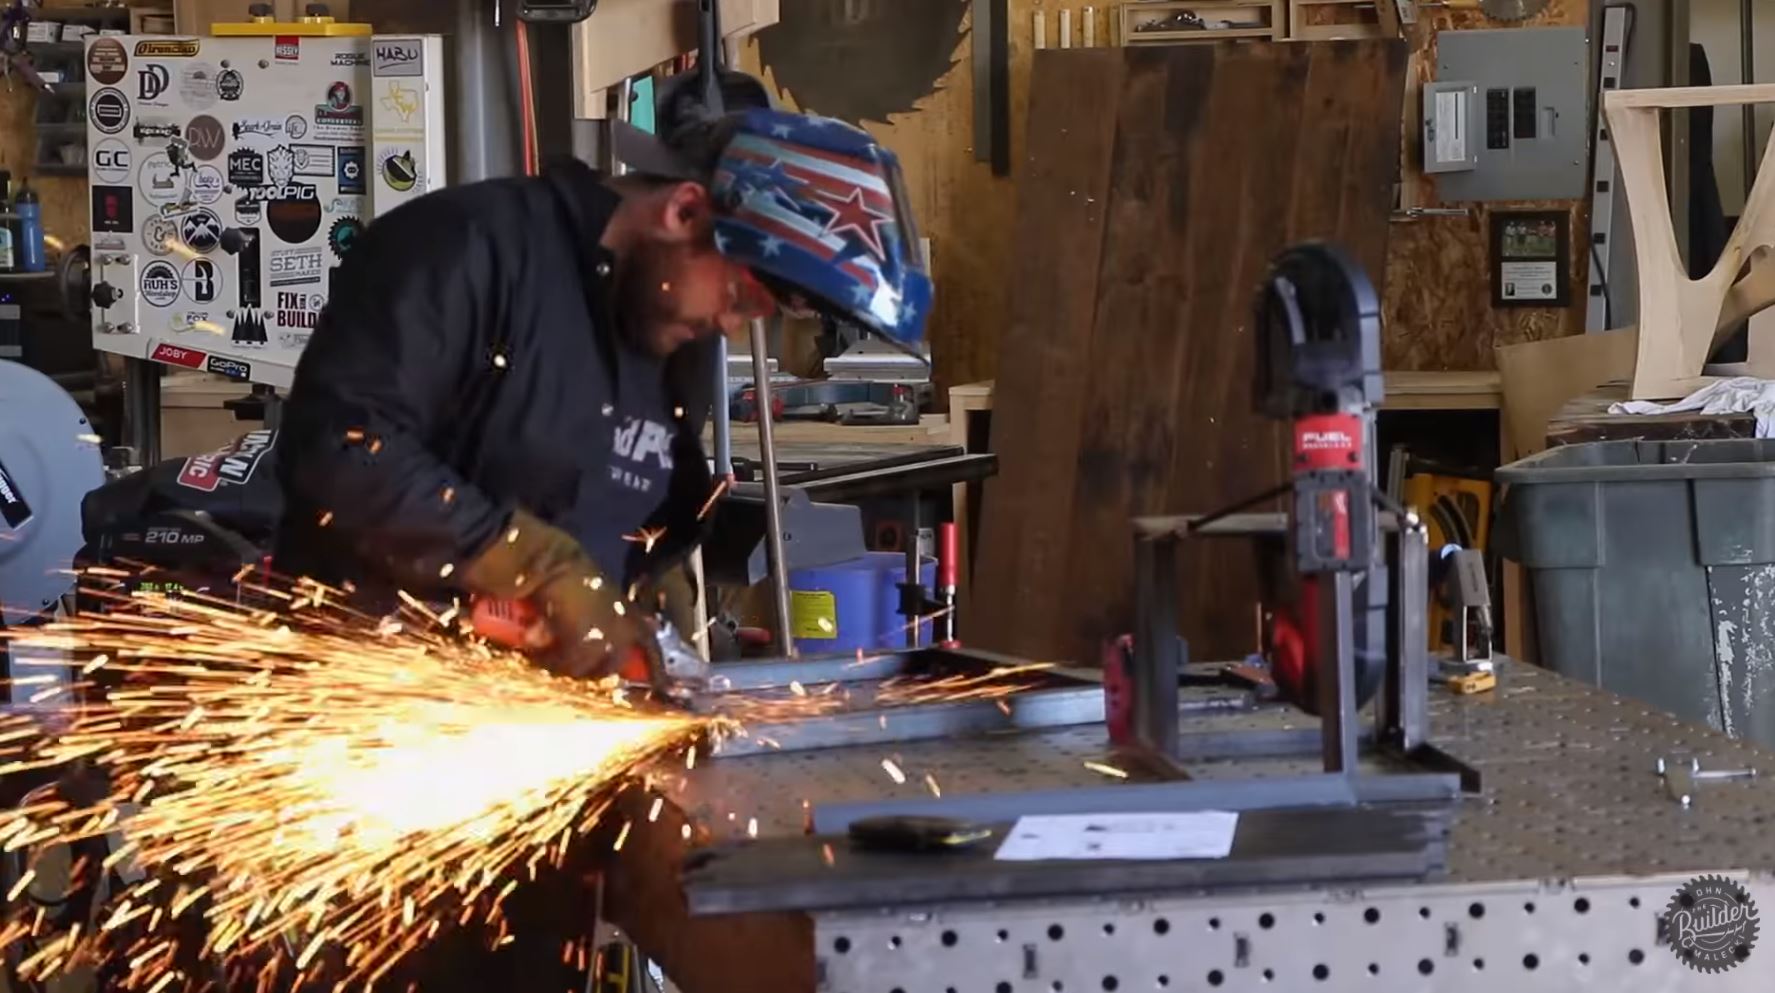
[140,260,181,307]
[372,39,422,76]
[90,88,130,134]
[135,39,200,58]
[0,457,32,529]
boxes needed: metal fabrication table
[603,662,1775,993]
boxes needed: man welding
[274,108,931,683]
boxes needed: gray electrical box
[1427,26,1590,201]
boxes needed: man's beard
[613,243,694,357]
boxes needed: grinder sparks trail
[470,597,712,705]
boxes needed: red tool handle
[937,522,959,591]
[471,597,651,682]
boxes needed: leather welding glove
[462,508,659,680]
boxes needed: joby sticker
[379,149,417,192]
[179,209,223,254]
[186,114,225,161]
[90,185,134,233]
[328,216,363,258]
[191,165,225,205]
[89,88,130,134]
[183,258,222,304]
[179,62,219,110]
[91,139,130,183]
[136,153,180,205]
[216,67,244,101]
[86,38,128,85]
[142,215,180,255]
[140,260,181,307]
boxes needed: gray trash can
[1497,439,1775,746]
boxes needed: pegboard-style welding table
[606,661,1775,993]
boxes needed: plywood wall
[1384,0,1593,370]
[0,86,90,247]
[748,0,1592,386]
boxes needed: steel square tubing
[807,771,1461,833]
[710,684,1107,757]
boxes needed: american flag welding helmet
[708,108,932,344]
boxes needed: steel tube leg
[748,319,794,655]
[1319,570,1359,774]
[1396,522,1430,749]
[712,335,732,478]
[124,357,161,467]
[1134,535,1182,762]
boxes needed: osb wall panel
[0,87,90,246]
[1384,0,1592,370]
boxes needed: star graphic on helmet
[759,235,785,257]
[817,187,892,259]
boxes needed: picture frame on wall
[1490,210,1571,308]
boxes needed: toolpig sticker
[87,38,128,85]
[89,88,130,134]
[242,146,321,244]
[313,81,365,142]
[140,260,181,307]
[273,291,323,331]
[178,430,277,493]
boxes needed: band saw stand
[1120,243,1481,804]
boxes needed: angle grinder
[468,597,711,705]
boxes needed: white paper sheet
[993,811,1240,862]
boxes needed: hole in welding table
[1473,959,1486,971]
[889,936,902,949]
[1366,964,1379,976]
[833,937,851,954]
[1206,969,1223,986]
[1101,977,1119,991]
[997,983,1012,993]
[1262,969,1274,982]
[1574,897,1591,914]
[1523,954,1541,971]
[1258,913,1275,930]
[1312,912,1325,925]
[1103,923,1116,936]
[1468,902,1485,919]
[1208,918,1222,931]
[1629,949,1645,965]
[1312,964,1330,981]
[1157,976,1170,988]
[1418,959,1434,976]
[1048,924,1064,941]
[1363,908,1381,924]
[940,930,957,947]
[1524,902,1537,914]
[1578,953,1590,965]
[1153,918,1170,935]
[1629,897,1641,909]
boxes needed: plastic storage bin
[788,552,937,654]
[1497,438,1775,746]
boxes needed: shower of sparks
[0,569,1049,990]
[0,577,704,991]
[1084,761,1130,780]
[621,526,668,554]
[696,478,731,522]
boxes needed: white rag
[1608,377,1775,438]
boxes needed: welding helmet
[614,108,933,345]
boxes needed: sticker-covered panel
[84,34,442,389]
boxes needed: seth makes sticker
[269,246,324,287]
[140,260,181,307]
[177,430,277,493]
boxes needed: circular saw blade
[1481,0,1549,21]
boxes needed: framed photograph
[1490,210,1570,308]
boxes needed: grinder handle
[470,597,652,682]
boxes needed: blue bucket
[788,551,937,653]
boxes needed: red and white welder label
[1293,413,1363,471]
[149,342,207,370]
[177,429,277,493]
